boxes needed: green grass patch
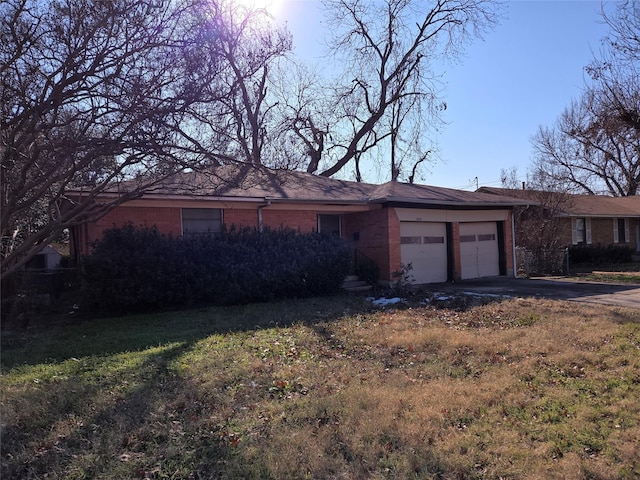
[585,273,640,284]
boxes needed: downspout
[257,199,271,232]
[511,210,517,278]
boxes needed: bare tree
[299,0,500,180]
[500,167,571,274]
[0,0,282,280]
[203,1,292,165]
[501,167,570,251]
[531,1,640,197]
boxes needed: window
[318,214,341,236]
[423,236,445,244]
[575,218,586,244]
[182,208,222,237]
[460,235,476,243]
[401,236,422,244]
[572,217,592,245]
[614,218,629,243]
[478,234,496,242]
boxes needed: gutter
[370,197,532,208]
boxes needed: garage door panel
[400,222,448,284]
[460,222,499,279]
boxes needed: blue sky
[274,0,611,190]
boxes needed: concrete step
[342,276,373,292]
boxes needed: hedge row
[81,224,351,313]
[568,244,635,265]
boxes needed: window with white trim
[182,208,222,237]
[575,218,586,244]
[572,217,591,245]
[614,218,630,243]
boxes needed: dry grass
[1,295,639,479]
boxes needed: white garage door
[400,222,448,284]
[459,222,500,279]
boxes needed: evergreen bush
[81,224,351,313]
[568,244,634,265]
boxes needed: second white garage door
[459,222,500,279]
[400,222,448,283]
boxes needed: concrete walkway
[436,276,640,309]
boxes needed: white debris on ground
[368,291,513,307]
[366,297,404,306]
[461,292,512,298]
[432,292,454,301]
[420,293,453,304]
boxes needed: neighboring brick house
[69,167,528,285]
[478,187,640,252]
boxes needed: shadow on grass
[1,295,376,370]
[1,341,279,479]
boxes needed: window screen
[182,208,222,236]
[318,214,341,236]
[618,218,627,243]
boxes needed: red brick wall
[451,222,461,281]
[262,210,318,232]
[74,206,182,255]
[504,216,515,275]
[591,218,614,245]
[344,207,400,282]
[630,219,639,249]
[75,204,325,255]
[224,209,258,229]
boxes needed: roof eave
[558,212,640,218]
[372,197,529,209]
[71,190,371,206]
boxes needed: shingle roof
[477,186,640,217]
[137,166,528,208]
[370,181,528,206]
[144,166,374,202]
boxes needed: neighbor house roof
[477,186,640,217]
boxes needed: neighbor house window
[318,214,341,236]
[572,217,591,245]
[575,218,586,244]
[614,218,630,243]
[182,208,222,237]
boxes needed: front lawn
[2,295,639,479]
[567,263,640,284]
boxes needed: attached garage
[459,222,500,279]
[400,222,449,283]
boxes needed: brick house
[478,187,640,252]
[69,167,528,285]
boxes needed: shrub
[568,244,634,265]
[80,224,351,313]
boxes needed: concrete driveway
[438,276,640,309]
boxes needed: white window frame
[613,218,630,244]
[572,217,591,245]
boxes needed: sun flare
[237,0,282,15]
